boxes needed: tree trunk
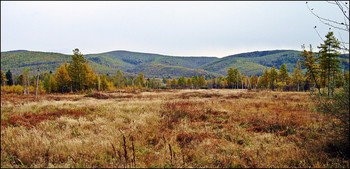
[36,71,39,97]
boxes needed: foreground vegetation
[1,89,348,168]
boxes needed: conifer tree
[68,48,87,91]
[279,64,289,83]
[301,45,321,93]
[5,70,13,86]
[318,32,341,96]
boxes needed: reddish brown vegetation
[0,93,82,105]
[85,92,116,99]
[179,92,222,99]
[1,90,348,168]
[2,110,86,128]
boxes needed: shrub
[1,85,24,94]
[312,82,349,158]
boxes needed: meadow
[1,89,348,168]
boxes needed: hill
[200,50,303,76]
[85,50,219,77]
[1,50,71,75]
[1,49,349,78]
[1,50,219,77]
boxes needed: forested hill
[85,50,219,77]
[201,50,302,76]
[1,50,349,77]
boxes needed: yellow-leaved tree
[55,62,71,93]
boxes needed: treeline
[1,32,349,94]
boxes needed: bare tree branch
[337,32,350,53]
[306,1,349,32]
[335,1,349,20]
[313,26,325,41]
[340,1,349,10]
[326,1,338,5]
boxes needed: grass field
[1,89,348,168]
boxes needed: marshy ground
[1,89,348,168]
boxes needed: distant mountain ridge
[1,49,349,78]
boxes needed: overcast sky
[1,1,349,57]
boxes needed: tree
[306,2,349,156]
[82,63,97,90]
[55,62,71,93]
[43,73,58,93]
[147,78,161,89]
[50,74,57,93]
[234,68,242,89]
[227,68,242,89]
[191,76,199,89]
[171,78,178,89]
[114,70,125,88]
[269,67,278,91]
[221,78,228,89]
[258,69,269,89]
[0,70,6,86]
[242,75,249,89]
[68,48,88,91]
[43,73,52,93]
[178,76,186,89]
[250,75,259,89]
[301,45,321,93]
[5,70,13,86]
[166,79,172,89]
[100,74,109,91]
[318,31,341,96]
[227,68,235,89]
[278,64,289,83]
[291,60,304,91]
[198,76,206,88]
[35,68,40,97]
[186,78,192,89]
[135,72,145,87]
[277,64,290,91]
[21,68,30,94]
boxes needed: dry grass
[1,89,348,168]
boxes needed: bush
[312,82,349,159]
[315,82,349,128]
[1,85,24,94]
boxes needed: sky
[1,1,349,57]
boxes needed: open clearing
[1,89,348,168]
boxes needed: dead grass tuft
[3,110,86,128]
